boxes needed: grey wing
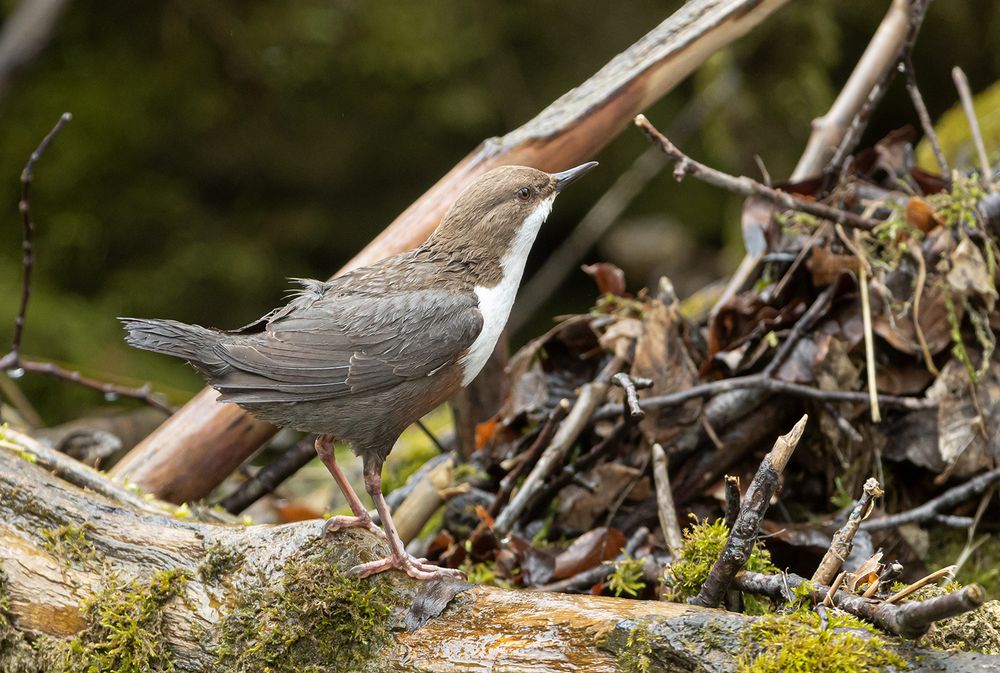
[210,289,483,404]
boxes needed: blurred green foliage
[0,0,997,421]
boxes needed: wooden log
[2,436,995,672]
[111,0,794,503]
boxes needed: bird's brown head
[425,162,597,275]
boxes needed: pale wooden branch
[791,0,921,179]
[110,0,795,504]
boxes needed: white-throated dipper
[121,161,597,580]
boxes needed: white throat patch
[460,195,555,385]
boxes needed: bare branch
[634,114,880,230]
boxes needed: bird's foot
[323,513,386,540]
[349,551,466,581]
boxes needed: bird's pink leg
[349,461,465,581]
[315,435,384,539]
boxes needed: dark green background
[0,1,997,420]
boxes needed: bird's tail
[119,317,227,375]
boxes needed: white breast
[460,195,555,385]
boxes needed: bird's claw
[323,514,386,540]
[348,551,466,581]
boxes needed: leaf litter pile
[388,120,1000,646]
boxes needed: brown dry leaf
[274,501,322,523]
[906,196,944,233]
[807,246,860,287]
[475,418,499,450]
[582,262,627,297]
[599,317,644,360]
[557,463,641,532]
[883,358,1000,477]
[947,238,997,311]
[848,550,884,592]
[552,526,626,580]
[872,276,954,356]
[631,298,701,445]
[474,504,495,528]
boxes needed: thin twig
[6,112,72,365]
[951,66,992,186]
[651,442,683,558]
[415,419,447,455]
[861,467,1000,531]
[612,372,651,423]
[492,357,624,536]
[592,372,933,422]
[856,232,881,423]
[635,115,880,230]
[903,56,949,180]
[812,478,883,585]
[691,415,808,608]
[762,283,838,377]
[0,113,174,416]
[886,565,958,604]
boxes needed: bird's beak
[552,161,598,192]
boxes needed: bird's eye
[516,187,531,201]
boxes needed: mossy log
[1,437,998,673]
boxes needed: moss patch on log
[738,610,907,673]
[211,542,400,673]
[662,518,777,612]
[64,568,188,673]
[41,522,96,567]
[197,542,245,583]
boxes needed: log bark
[3,433,997,672]
[111,0,794,504]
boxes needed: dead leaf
[582,262,627,297]
[557,463,641,532]
[631,298,701,445]
[906,196,944,233]
[552,526,626,580]
[947,238,997,311]
[848,550,884,593]
[807,246,860,287]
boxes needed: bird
[121,161,597,580]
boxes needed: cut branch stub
[691,415,807,608]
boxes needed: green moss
[197,543,245,583]
[662,519,777,612]
[65,568,188,673]
[212,544,398,672]
[459,560,512,588]
[608,556,646,598]
[738,611,908,673]
[904,584,1000,655]
[616,622,653,673]
[41,522,96,566]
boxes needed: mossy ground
[64,568,188,673]
[211,541,402,673]
[738,610,908,673]
[41,522,97,566]
[197,542,245,583]
[662,518,777,612]
[616,622,653,673]
[907,584,1000,655]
